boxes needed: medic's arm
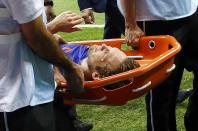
[20,16,84,93]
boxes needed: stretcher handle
[166,64,176,74]
[127,56,144,59]
[132,81,151,93]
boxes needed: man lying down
[54,42,140,89]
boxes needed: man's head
[87,44,140,79]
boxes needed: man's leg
[55,103,93,131]
[0,112,6,131]
[53,93,77,131]
[184,10,198,130]
[184,72,198,131]
[104,0,125,39]
[54,91,93,131]
[145,68,183,131]
[6,102,56,131]
[143,17,192,131]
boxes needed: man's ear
[92,71,101,80]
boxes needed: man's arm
[44,0,56,22]
[47,11,84,34]
[20,16,84,93]
[120,0,144,48]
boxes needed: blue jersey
[60,43,89,64]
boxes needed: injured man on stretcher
[54,40,140,89]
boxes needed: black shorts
[0,102,56,131]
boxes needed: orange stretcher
[57,35,181,106]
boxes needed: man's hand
[125,24,144,49]
[54,63,85,94]
[53,34,67,44]
[81,8,95,24]
[20,16,85,94]
[47,11,84,34]
[54,67,66,83]
[45,5,56,22]
[63,64,85,94]
[119,0,144,49]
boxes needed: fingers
[47,13,56,22]
[54,67,66,83]
[64,11,73,14]
[81,9,95,24]
[45,6,56,22]
[64,64,85,94]
[84,15,94,24]
[70,14,82,20]
[66,12,81,18]
[125,26,144,49]
[126,33,141,49]
[61,27,82,33]
[90,12,95,23]
[70,18,84,26]
[63,12,84,25]
[69,15,84,24]
[69,27,82,32]
[53,34,67,44]
[58,37,67,44]
[84,17,94,24]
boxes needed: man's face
[87,44,127,71]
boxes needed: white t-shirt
[0,0,55,112]
[117,0,198,21]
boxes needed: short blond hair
[96,58,140,78]
[96,58,140,89]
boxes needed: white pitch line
[74,24,104,28]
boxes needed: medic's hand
[125,24,144,49]
[53,34,67,44]
[81,8,95,24]
[54,67,66,83]
[63,63,85,94]
[47,11,84,34]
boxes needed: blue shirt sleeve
[60,43,89,64]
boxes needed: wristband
[44,1,54,6]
